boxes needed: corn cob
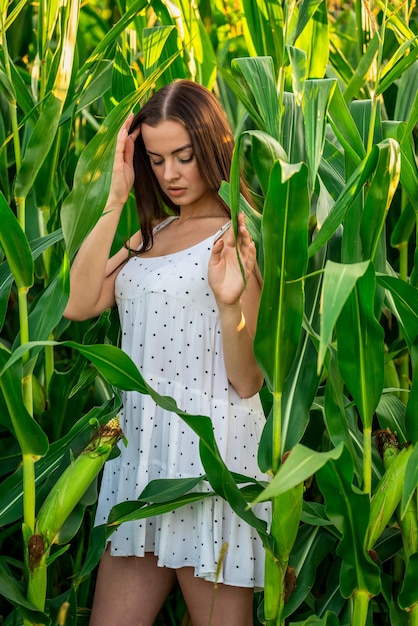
[366,444,413,550]
[36,417,122,547]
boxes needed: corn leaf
[404,340,418,445]
[0,345,48,456]
[308,145,379,257]
[302,78,336,190]
[230,56,280,140]
[295,0,329,79]
[24,256,70,346]
[343,34,379,103]
[143,26,175,78]
[376,43,418,96]
[13,93,62,201]
[112,44,137,102]
[252,443,344,503]
[239,0,284,65]
[394,61,418,123]
[291,0,323,43]
[283,524,337,617]
[0,562,49,625]
[323,352,363,480]
[255,160,309,393]
[384,122,418,214]
[318,260,369,372]
[287,45,307,105]
[336,264,385,430]
[360,138,400,261]
[78,0,148,74]
[376,274,418,347]
[328,81,366,167]
[316,446,381,598]
[0,192,33,290]
[398,553,418,610]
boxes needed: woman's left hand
[208,212,256,307]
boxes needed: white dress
[95,218,270,589]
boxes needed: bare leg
[177,567,254,626]
[89,548,176,626]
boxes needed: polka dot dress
[95,218,270,589]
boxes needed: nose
[163,158,179,181]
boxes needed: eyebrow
[146,143,193,157]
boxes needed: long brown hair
[129,80,250,252]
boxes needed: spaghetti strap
[214,220,231,242]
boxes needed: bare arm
[64,115,140,321]
[208,212,264,398]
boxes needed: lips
[167,187,186,197]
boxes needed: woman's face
[141,120,214,211]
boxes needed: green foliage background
[0,0,417,624]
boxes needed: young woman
[64,80,270,626]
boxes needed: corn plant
[1,0,418,625]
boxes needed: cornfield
[0,0,417,624]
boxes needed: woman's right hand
[107,114,140,210]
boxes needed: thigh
[176,567,254,626]
[89,548,177,626]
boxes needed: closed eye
[150,154,194,167]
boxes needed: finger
[209,238,225,264]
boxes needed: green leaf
[218,181,262,250]
[394,61,418,123]
[405,340,418,445]
[14,92,62,201]
[79,0,148,74]
[319,260,370,371]
[139,476,207,503]
[302,79,336,190]
[239,0,284,64]
[343,34,379,102]
[0,344,48,456]
[376,274,418,347]
[401,443,418,518]
[376,42,418,96]
[0,561,50,625]
[20,256,70,347]
[287,45,307,105]
[143,26,175,78]
[398,553,418,610]
[384,121,418,214]
[284,524,337,617]
[111,44,137,102]
[294,0,329,79]
[336,264,384,430]
[255,160,309,392]
[230,56,280,140]
[252,443,344,503]
[291,0,323,43]
[240,130,288,197]
[323,352,363,480]
[360,138,400,261]
[308,145,379,257]
[328,81,366,167]
[0,192,34,290]
[316,447,381,598]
